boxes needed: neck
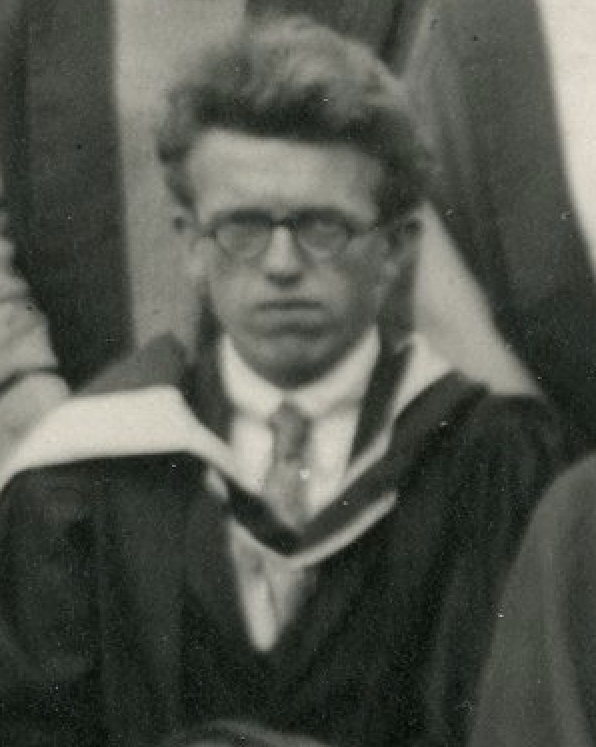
[219,329,382,421]
[226,329,381,390]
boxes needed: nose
[261,226,304,283]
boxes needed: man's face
[186,129,403,387]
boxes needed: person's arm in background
[0,188,69,462]
[0,0,69,462]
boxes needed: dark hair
[157,14,432,221]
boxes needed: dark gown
[0,335,565,747]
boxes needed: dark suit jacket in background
[0,0,130,387]
[469,455,596,747]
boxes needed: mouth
[257,298,321,311]
[251,299,326,330]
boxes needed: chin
[256,346,341,388]
[235,327,346,386]
[277,366,323,388]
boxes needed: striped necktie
[262,400,311,532]
[229,401,314,650]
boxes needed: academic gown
[0,334,564,747]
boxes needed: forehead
[187,128,383,222]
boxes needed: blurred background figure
[1,0,596,459]
[469,453,596,747]
[0,0,245,459]
[0,170,69,456]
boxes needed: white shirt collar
[219,328,381,421]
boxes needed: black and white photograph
[0,2,595,745]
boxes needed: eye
[212,213,271,252]
[296,212,352,247]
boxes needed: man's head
[158,14,431,387]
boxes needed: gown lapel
[114,336,480,689]
[259,370,485,681]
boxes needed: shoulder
[544,452,596,505]
[461,389,560,432]
[523,453,596,556]
[1,460,103,535]
[405,374,564,472]
[489,454,596,669]
[457,392,569,500]
[82,333,189,394]
[0,336,234,497]
[390,360,565,495]
[431,391,568,543]
[448,390,564,464]
[0,335,199,491]
[0,450,201,549]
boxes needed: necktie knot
[268,401,310,463]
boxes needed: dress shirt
[219,329,380,651]
[219,328,380,520]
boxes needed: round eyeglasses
[199,210,381,263]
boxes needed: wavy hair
[157,14,432,222]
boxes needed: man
[468,456,596,747]
[0,14,564,747]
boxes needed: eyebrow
[202,206,372,230]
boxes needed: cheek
[203,258,247,319]
[336,255,391,311]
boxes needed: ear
[381,211,422,287]
[174,209,207,282]
[377,212,423,338]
